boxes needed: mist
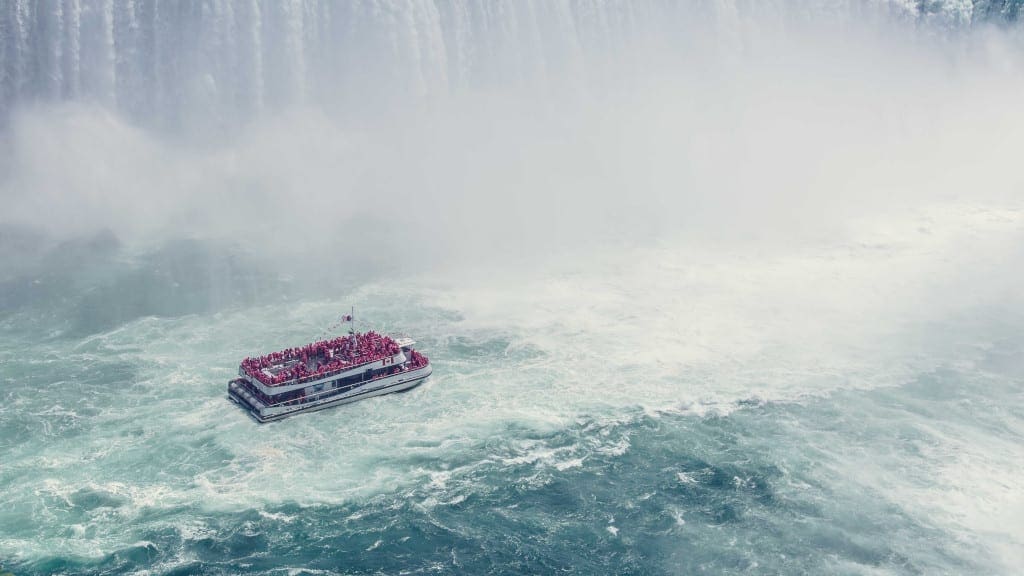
[2,2,1021,264]
[1,2,1021,396]
[0,3,1020,336]
[0,2,1020,383]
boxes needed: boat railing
[244,352,398,387]
[240,331,400,386]
[266,362,427,409]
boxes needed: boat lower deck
[228,363,432,422]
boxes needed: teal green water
[1,234,1022,575]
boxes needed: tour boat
[227,322,432,423]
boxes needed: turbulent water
[3,1,1024,575]
[2,211,1023,574]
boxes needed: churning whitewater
[2,1,1024,575]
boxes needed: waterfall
[0,0,1020,128]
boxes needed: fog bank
[0,1,1022,281]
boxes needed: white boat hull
[228,363,432,423]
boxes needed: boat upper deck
[241,331,402,387]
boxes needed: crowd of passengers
[238,347,432,407]
[241,331,401,385]
[407,350,428,369]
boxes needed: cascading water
[1,0,1021,128]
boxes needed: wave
[5,371,1020,574]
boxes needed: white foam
[676,472,699,485]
